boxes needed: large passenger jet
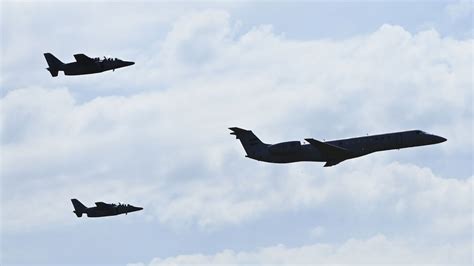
[229,127,446,167]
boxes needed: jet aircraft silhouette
[44,53,134,77]
[71,199,143,218]
[230,127,446,167]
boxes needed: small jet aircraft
[44,53,134,77]
[71,199,143,218]
[229,127,446,167]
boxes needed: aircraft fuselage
[71,199,143,218]
[82,205,142,218]
[60,59,134,76]
[44,53,134,77]
[230,128,446,167]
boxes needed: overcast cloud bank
[1,7,472,266]
[130,234,471,265]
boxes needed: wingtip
[228,127,249,132]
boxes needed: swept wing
[305,138,350,155]
[74,54,95,64]
[95,202,112,209]
[305,138,353,167]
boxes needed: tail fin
[71,199,87,218]
[229,127,268,158]
[44,53,64,77]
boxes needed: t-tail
[44,53,64,77]
[229,127,268,159]
[71,199,87,217]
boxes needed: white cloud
[1,10,472,234]
[133,234,471,265]
[2,178,152,233]
[446,0,473,21]
[160,10,233,65]
[1,9,472,265]
[2,87,472,235]
[0,3,243,91]
[309,226,325,238]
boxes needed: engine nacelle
[268,141,301,155]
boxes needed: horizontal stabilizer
[47,68,58,77]
[305,138,351,156]
[229,127,250,138]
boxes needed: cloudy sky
[1,1,473,265]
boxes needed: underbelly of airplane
[259,154,325,163]
[63,65,103,75]
[64,69,102,75]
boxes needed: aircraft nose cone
[130,206,143,212]
[434,135,447,143]
[125,61,134,66]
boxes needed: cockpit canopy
[94,57,122,62]
[415,130,427,135]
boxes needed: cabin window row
[337,135,394,146]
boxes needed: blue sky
[1,1,473,265]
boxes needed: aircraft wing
[324,160,344,167]
[304,138,352,157]
[74,54,95,64]
[95,202,111,209]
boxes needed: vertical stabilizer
[44,53,64,77]
[229,127,268,158]
[71,199,87,217]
